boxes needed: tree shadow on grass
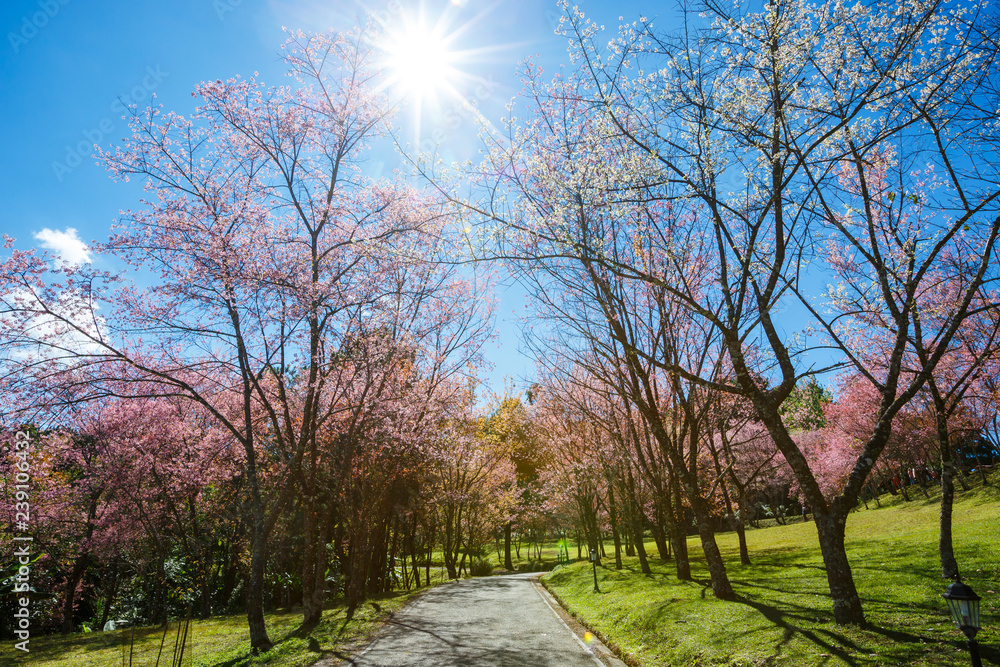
[728,592,861,666]
[206,628,334,667]
[741,541,962,598]
[205,597,407,667]
[723,572,973,667]
[616,562,673,580]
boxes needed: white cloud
[33,227,91,267]
[3,287,106,361]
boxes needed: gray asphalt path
[348,572,604,666]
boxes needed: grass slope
[543,481,1000,666]
[0,583,434,667]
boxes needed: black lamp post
[943,575,983,667]
[589,548,599,593]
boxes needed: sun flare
[375,3,511,149]
[382,18,458,103]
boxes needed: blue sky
[0,0,662,399]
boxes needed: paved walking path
[344,572,623,666]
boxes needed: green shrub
[515,560,548,573]
[469,557,493,577]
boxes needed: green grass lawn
[0,576,446,667]
[543,480,1000,666]
[484,539,567,571]
[5,481,997,666]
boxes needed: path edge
[311,579,456,666]
[532,574,631,667]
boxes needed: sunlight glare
[383,19,457,103]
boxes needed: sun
[381,16,459,104]
[373,2,511,149]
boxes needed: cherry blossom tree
[429,409,518,580]
[436,0,1000,625]
[0,25,493,651]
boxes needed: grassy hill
[543,479,1000,666]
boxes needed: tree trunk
[504,522,513,570]
[669,523,690,580]
[200,571,212,620]
[220,541,240,611]
[720,479,750,566]
[629,489,652,575]
[247,516,273,653]
[957,464,971,491]
[813,510,866,626]
[424,519,435,585]
[898,471,912,502]
[734,512,751,566]
[99,559,120,630]
[149,551,167,627]
[667,487,689,580]
[443,511,460,580]
[444,548,458,580]
[651,495,672,561]
[410,523,421,589]
[608,483,623,570]
[691,499,734,600]
[61,554,88,634]
[299,505,323,630]
[650,516,670,562]
[62,492,101,634]
[939,443,959,579]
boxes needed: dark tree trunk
[608,483,623,570]
[580,498,602,564]
[345,520,372,609]
[667,486,689,580]
[650,516,670,562]
[99,558,120,630]
[247,515,273,653]
[504,522,513,570]
[410,519,421,589]
[200,575,212,620]
[940,443,959,579]
[300,506,321,629]
[442,508,460,580]
[957,470,971,491]
[734,513,751,566]
[220,540,240,611]
[691,497,734,600]
[628,484,652,575]
[813,510,865,626]
[61,554,88,634]
[444,545,459,580]
[651,495,672,561]
[424,518,435,585]
[152,551,168,627]
[669,523,690,580]
[62,491,101,634]
[898,470,912,502]
[720,478,750,566]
